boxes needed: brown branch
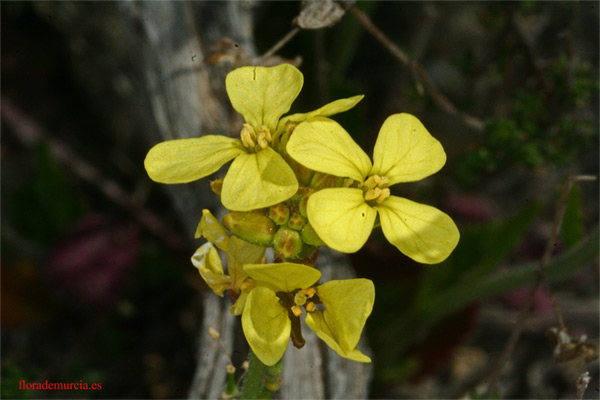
[254,27,301,65]
[1,97,189,252]
[483,174,597,397]
[343,2,485,132]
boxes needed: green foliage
[455,55,598,189]
[0,363,38,399]
[6,143,84,246]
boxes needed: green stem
[240,349,283,399]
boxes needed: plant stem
[240,349,283,399]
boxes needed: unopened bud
[273,227,302,259]
[226,364,236,374]
[208,327,221,339]
[287,213,306,231]
[299,189,313,218]
[210,179,223,196]
[223,211,276,247]
[300,222,325,247]
[268,203,290,225]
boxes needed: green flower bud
[300,222,325,247]
[223,210,276,247]
[287,213,306,231]
[268,203,290,225]
[273,227,302,259]
[299,188,314,218]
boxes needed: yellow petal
[244,263,321,294]
[195,209,229,250]
[242,286,291,366]
[287,117,372,182]
[191,243,232,296]
[306,188,377,253]
[308,279,374,351]
[305,311,372,363]
[225,64,303,132]
[227,236,265,291]
[277,95,365,134]
[371,113,446,185]
[221,147,298,211]
[144,136,245,184]
[378,196,460,264]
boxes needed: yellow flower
[191,210,264,315]
[287,114,460,264]
[241,262,374,366]
[144,64,363,211]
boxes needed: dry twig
[1,97,189,252]
[483,174,597,397]
[342,2,485,132]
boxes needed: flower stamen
[362,174,390,204]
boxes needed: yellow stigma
[294,292,308,306]
[363,174,390,204]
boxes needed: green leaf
[413,201,542,309]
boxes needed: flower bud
[300,222,325,247]
[273,227,302,259]
[287,213,306,231]
[299,188,314,218]
[210,179,223,196]
[268,203,290,225]
[223,211,276,247]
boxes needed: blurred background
[1,1,598,398]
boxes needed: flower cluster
[144,64,459,367]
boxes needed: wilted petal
[222,147,298,211]
[195,209,229,250]
[242,286,291,366]
[225,64,303,132]
[306,188,376,253]
[378,196,460,264]
[287,117,372,182]
[277,95,364,134]
[371,113,446,185]
[144,136,245,184]
[244,263,321,294]
[191,243,232,296]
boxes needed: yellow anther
[305,302,316,312]
[298,287,316,298]
[376,188,390,204]
[240,123,257,148]
[239,278,255,292]
[363,174,390,204]
[256,126,272,149]
[291,304,303,317]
